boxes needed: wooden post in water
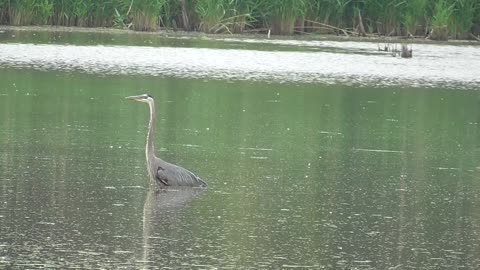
[400,44,412,58]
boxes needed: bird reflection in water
[140,187,206,267]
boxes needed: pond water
[1,29,480,269]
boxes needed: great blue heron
[125,94,207,188]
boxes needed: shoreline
[1,25,479,46]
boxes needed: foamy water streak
[1,42,479,87]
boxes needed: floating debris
[239,147,273,151]
[436,167,461,171]
[178,143,200,148]
[282,264,317,268]
[378,42,391,52]
[353,148,404,153]
[121,185,145,189]
[388,42,413,58]
[319,131,342,135]
[37,221,55,225]
[113,250,134,254]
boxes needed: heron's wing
[156,164,207,187]
[155,167,170,186]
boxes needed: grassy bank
[0,0,479,40]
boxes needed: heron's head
[125,94,154,104]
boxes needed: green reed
[0,0,478,37]
[193,0,257,33]
[258,0,307,35]
[194,0,226,32]
[227,0,258,33]
[5,0,53,25]
[129,0,167,31]
[404,0,428,35]
[450,0,478,39]
[430,0,455,40]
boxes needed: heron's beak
[125,95,141,101]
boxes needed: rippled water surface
[1,29,480,269]
[1,29,480,87]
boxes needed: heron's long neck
[146,100,156,160]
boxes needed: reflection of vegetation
[0,0,479,38]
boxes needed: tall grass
[259,0,307,35]
[475,6,480,35]
[6,0,53,25]
[363,0,406,35]
[430,0,455,40]
[450,0,478,38]
[328,0,350,29]
[51,0,74,26]
[0,0,478,38]
[50,0,111,27]
[194,0,257,33]
[195,0,226,32]
[130,0,166,31]
[228,0,258,33]
[72,0,90,26]
[304,0,349,34]
[404,0,428,35]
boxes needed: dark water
[1,29,480,269]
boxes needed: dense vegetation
[0,0,479,40]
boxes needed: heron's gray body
[127,94,207,188]
[149,155,207,187]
